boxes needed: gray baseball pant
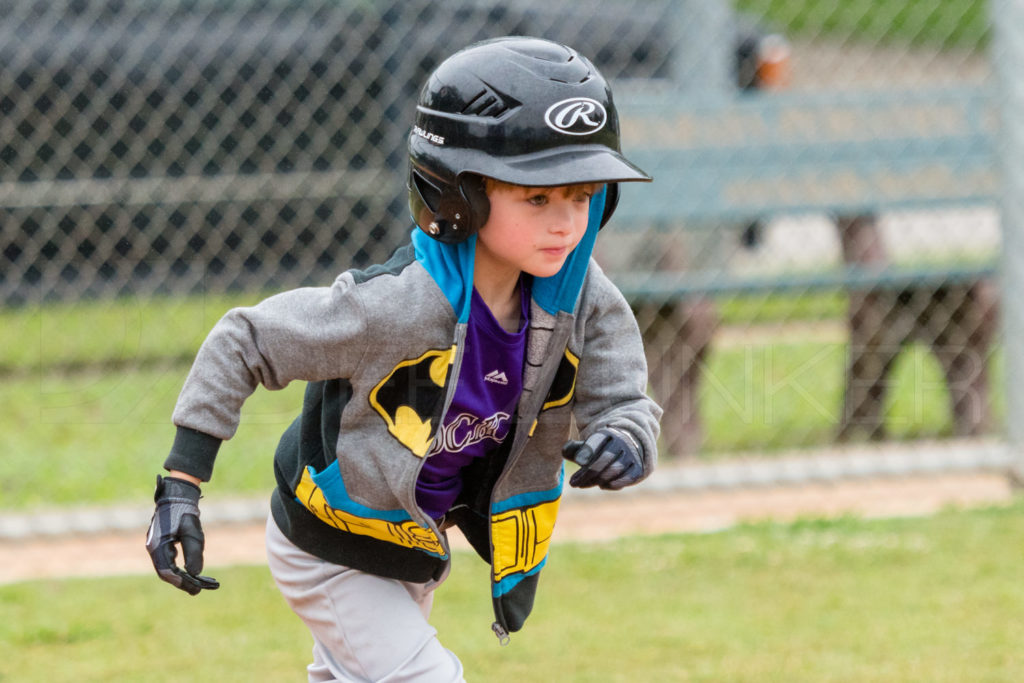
[265,515,465,682]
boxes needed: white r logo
[544,97,607,136]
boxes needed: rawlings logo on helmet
[544,97,607,136]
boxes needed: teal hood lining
[412,185,608,322]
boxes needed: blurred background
[1,0,1020,519]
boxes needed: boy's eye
[527,194,549,206]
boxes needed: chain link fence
[2,1,1015,486]
[0,0,688,303]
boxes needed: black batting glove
[145,475,220,595]
[562,428,645,491]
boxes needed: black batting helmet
[408,36,652,244]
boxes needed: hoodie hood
[412,185,608,321]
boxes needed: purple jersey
[416,284,529,519]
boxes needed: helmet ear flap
[411,169,490,244]
[599,182,620,228]
[458,173,489,233]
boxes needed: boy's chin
[524,263,567,279]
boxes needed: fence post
[993,0,1024,467]
[671,0,733,95]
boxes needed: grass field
[733,0,988,48]
[0,289,849,371]
[0,293,1004,510]
[1,501,1021,681]
[0,339,999,509]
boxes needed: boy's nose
[547,203,580,234]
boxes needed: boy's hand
[145,475,220,595]
[562,428,644,490]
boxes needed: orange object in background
[756,34,792,89]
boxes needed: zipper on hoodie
[485,400,538,644]
[485,314,574,643]
[491,621,511,646]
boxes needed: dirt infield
[1,469,1014,585]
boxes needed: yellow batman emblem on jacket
[541,347,579,411]
[369,347,455,456]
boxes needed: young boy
[146,36,661,681]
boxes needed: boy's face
[475,182,598,281]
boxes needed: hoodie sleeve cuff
[163,426,222,482]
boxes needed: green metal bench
[609,86,999,452]
[613,85,997,297]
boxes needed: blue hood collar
[413,185,608,322]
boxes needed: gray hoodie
[165,201,661,637]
